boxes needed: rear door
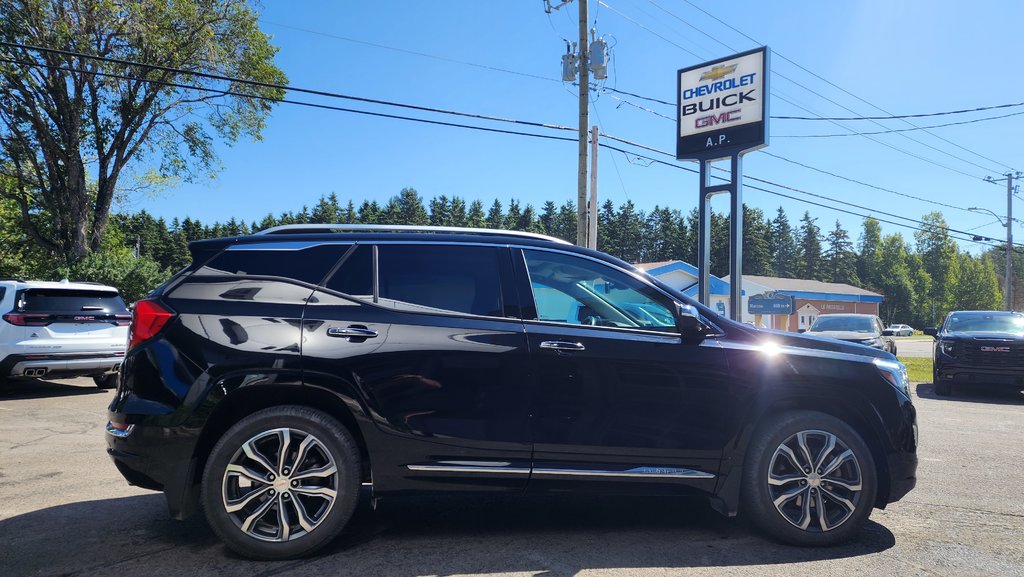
[302,242,533,492]
[14,288,130,355]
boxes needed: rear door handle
[327,326,379,339]
[539,340,586,352]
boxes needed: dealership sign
[748,291,794,315]
[676,47,769,160]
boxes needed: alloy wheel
[221,427,339,542]
[766,429,863,532]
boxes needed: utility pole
[1007,172,1014,311]
[588,125,599,249]
[575,0,589,247]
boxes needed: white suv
[0,278,130,388]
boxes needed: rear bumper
[1,353,123,379]
[106,418,199,519]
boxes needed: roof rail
[255,224,572,245]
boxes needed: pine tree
[823,220,860,285]
[857,217,883,290]
[742,205,773,276]
[467,200,487,228]
[914,211,960,320]
[795,211,823,280]
[768,207,797,278]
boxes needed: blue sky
[127,0,1024,254]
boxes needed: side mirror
[675,303,710,341]
[923,327,938,337]
[798,328,806,333]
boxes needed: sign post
[677,47,769,320]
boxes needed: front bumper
[935,362,1024,388]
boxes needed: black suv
[106,225,917,559]
[925,310,1024,396]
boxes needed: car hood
[939,332,1024,341]
[752,328,893,360]
[805,330,880,342]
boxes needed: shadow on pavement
[0,490,896,577]
[0,377,109,401]
[915,382,1024,405]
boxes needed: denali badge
[980,346,1011,353]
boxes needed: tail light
[128,299,176,350]
[2,313,50,326]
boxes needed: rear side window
[198,244,351,285]
[376,245,504,317]
[19,289,128,313]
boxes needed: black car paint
[107,233,917,521]
[929,312,1024,390]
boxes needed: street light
[969,206,1013,310]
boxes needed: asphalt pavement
[893,336,935,358]
[2,376,1023,577]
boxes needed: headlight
[860,338,882,347]
[874,358,911,399]
[939,340,956,357]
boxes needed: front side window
[523,250,676,332]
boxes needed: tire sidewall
[201,406,360,560]
[741,410,877,546]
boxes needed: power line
[773,109,1024,138]
[0,41,577,134]
[603,0,1010,177]
[600,142,1010,250]
[0,56,579,143]
[775,100,1024,121]
[2,44,1004,249]
[259,20,562,84]
[671,0,1018,173]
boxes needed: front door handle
[539,340,585,352]
[327,326,379,339]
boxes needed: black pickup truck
[925,310,1024,396]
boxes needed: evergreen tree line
[2,187,1004,325]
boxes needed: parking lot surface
[2,377,1023,577]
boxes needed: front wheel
[741,410,877,546]
[201,406,361,560]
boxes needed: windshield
[809,315,875,333]
[945,314,1024,334]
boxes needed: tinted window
[199,244,350,284]
[809,316,875,333]
[19,289,128,313]
[377,245,504,316]
[945,313,1024,333]
[523,250,676,332]
[324,245,373,297]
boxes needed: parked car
[1,278,130,388]
[924,310,1024,397]
[805,314,897,355]
[885,324,914,337]
[106,225,918,559]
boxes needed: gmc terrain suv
[106,225,918,559]
[1,278,129,387]
[925,310,1024,396]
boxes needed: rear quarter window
[197,244,351,285]
[19,289,128,313]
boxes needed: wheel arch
[720,387,893,513]
[191,382,374,491]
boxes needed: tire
[201,406,361,560]
[741,410,877,546]
[93,374,117,389]
[934,379,952,397]
[891,346,898,356]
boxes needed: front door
[514,248,733,495]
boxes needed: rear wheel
[201,406,361,560]
[741,410,877,546]
[93,374,117,389]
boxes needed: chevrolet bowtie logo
[700,64,737,81]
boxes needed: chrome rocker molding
[407,464,715,480]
